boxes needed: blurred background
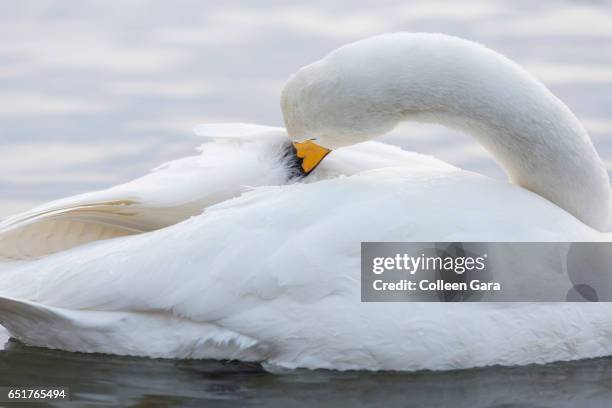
[1,0,611,218]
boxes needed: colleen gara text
[373,279,501,292]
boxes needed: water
[0,338,611,407]
[2,1,612,406]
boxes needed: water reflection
[1,338,612,407]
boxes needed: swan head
[281,32,611,230]
[281,37,408,174]
[281,33,444,173]
[281,47,402,152]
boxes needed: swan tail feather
[0,296,268,360]
[0,296,84,350]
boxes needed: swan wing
[0,124,292,260]
[0,118,453,261]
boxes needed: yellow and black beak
[284,140,332,178]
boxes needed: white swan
[0,33,611,372]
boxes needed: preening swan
[0,33,611,371]
[283,33,610,231]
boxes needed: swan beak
[292,140,332,175]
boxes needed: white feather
[1,33,611,372]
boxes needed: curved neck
[349,35,610,230]
[284,33,610,229]
[393,44,610,230]
[408,102,609,230]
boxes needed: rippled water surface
[0,338,611,407]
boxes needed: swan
[0,32,611,372]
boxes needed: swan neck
[282,34,610,229]
[398,85,610,230]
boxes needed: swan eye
[284,139,332,178]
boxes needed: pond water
[1,338,612,407]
